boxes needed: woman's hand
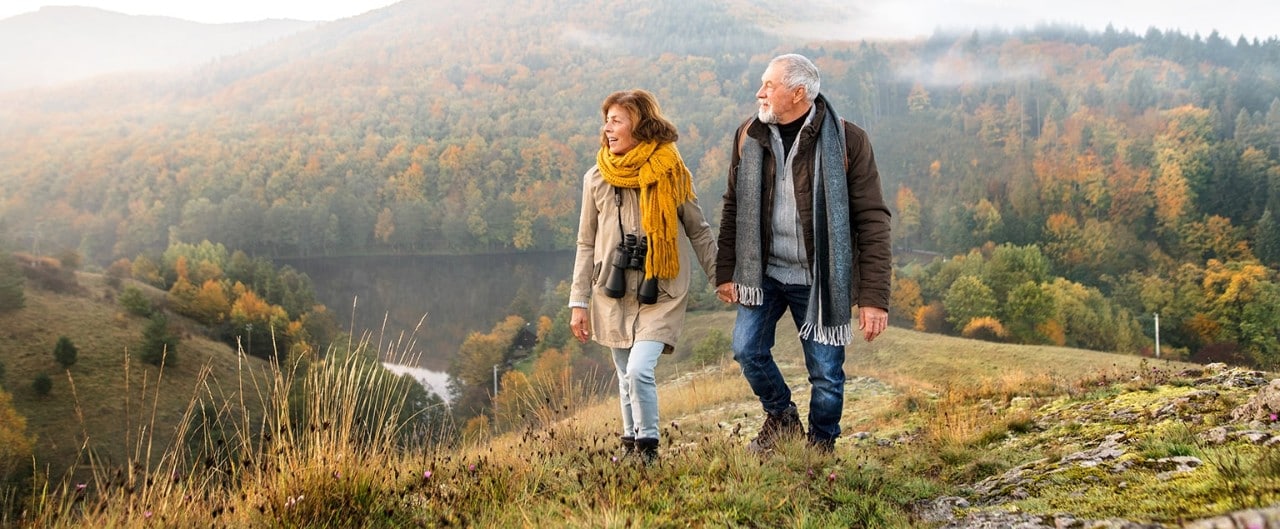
[570,307,591,343]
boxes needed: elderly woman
[568,89,717,463]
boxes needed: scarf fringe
[736,285,763,306]
[800,322,852,346]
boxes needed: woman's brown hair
[599,89,679,149]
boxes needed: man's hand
[858,306,888,342]
[716,282,738,304]
[570,307,590,343]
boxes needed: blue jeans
[732,276,846,441]
[612,340,664,440]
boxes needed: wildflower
[75,483,86,492]
[828,472,837,483]
[1271,413,1278,422]
[423,470,432,479]
[611,456,618,463]
[468,464,476,472]
[144,511,153,519]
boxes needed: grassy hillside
[11,298,1278,527]
[0,274,273,482]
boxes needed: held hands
[715,282,738,304]
[858,306,889,342]
[570,307,591,344]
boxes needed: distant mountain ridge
[0,6,318,92]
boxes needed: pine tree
[32,373,52,397]
[1255,209,1280,268]
[140,314,179,367]
[53,336,78,369]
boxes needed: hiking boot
[746,405,803,454]
[807,433,836,454]
[635,437,659,464]
[620,436,636,454]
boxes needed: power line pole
[1154,313,1161,359]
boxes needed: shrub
[32,373,52,397]
[119,286,153,317]
[53,336,78,369]
[692,330,731,365]
[961,317,1008,342]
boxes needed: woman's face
[603,104,639,155]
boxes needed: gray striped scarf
[733,96,854,346]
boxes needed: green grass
[3,286,1277,528]
[0,274,274,484]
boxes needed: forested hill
[3,2,1280,358]
[2,0,1279,264]
[0,0,777,260]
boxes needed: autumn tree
[943,275,997,332]
[1003,281,1056,344]
[0,389,34,485]
[1200,259,1280,366]
[889,275,924,327]
[894,186,922,248]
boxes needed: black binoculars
[604,234,658,304]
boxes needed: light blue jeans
[612,340,664,440]
[732,276,847,441]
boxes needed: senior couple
[568,53,892,462]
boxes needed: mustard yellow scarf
[596,141,694,279]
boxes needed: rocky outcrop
[921,365,1280,528]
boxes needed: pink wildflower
[423,470,432,479]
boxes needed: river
[278,251,574,402]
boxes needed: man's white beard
[758,106,779,124]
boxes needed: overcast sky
[1,1,1277,42]
[0,1,400,24]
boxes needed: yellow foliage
[914,302,946,333]
[1037,320,1067,346]
[0,389,34,480]
[961,316,1008,341]
[890,276,924,325]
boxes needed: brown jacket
[715,97,892,310]
[570,166,717,350]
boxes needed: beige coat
[570,165,717,351]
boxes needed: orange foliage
[961,316,1007,341]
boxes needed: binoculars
[604,234,658,304]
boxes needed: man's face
[756,63,804,124]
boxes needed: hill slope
[0,273,272,478]
[10,302,1280,527]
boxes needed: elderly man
[716,53,892,454]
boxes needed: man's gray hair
[770,54,820,102]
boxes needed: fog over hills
[0,6,317,92]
